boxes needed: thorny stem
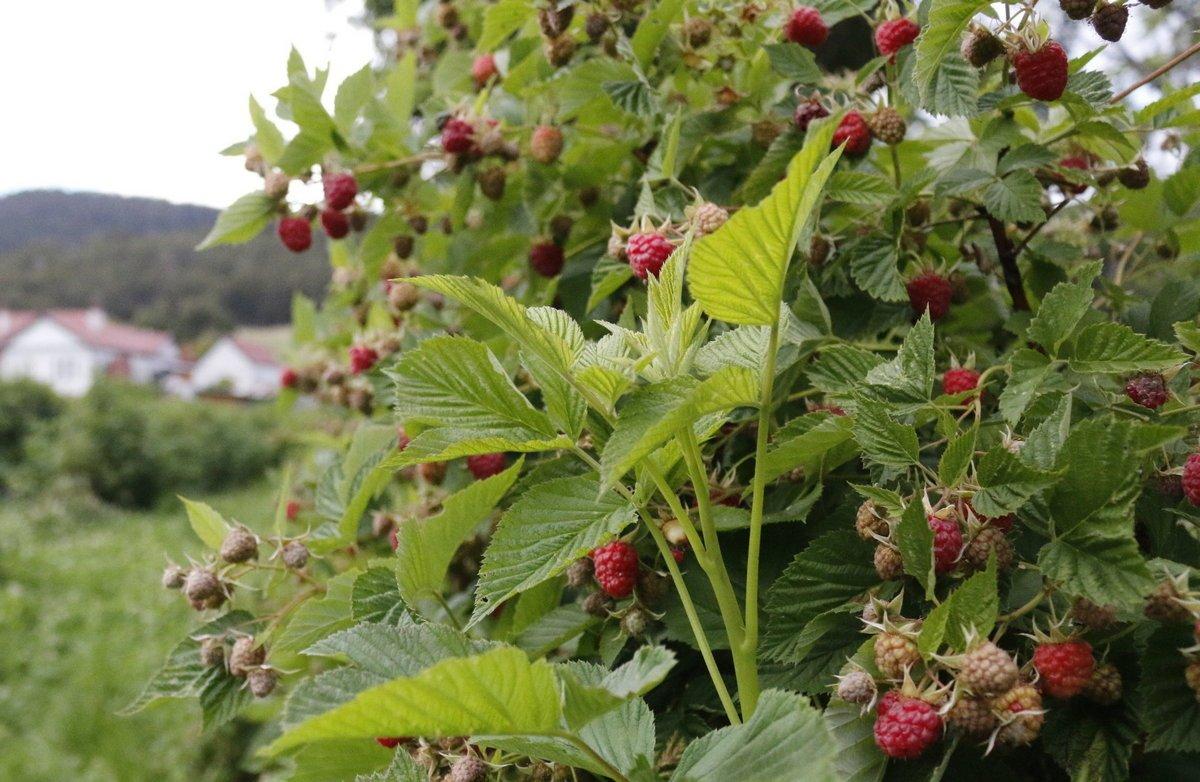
[741,321,780,717]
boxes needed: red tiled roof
[230,336,281,366]
[0,308,173,356]
[0,310,38,346]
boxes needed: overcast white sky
[0,1,377,208]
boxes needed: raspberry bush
[134,0,1200,779]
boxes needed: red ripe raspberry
[472,53,499,89]
[591,540,639,598]
[349,345,379,374]
[530,125,564,164]
[1125,373,1168,409]
[942,367,981,396]
[277,217,312,253]
[1013,41,1069,102]
[441,118,476,154]
[320,207,351,239]
[285,500,301,521]
[793,99,830,132]
[323,172,358,210]
[1032,640,1095,699]
[280,367,299,388]
[832,111,872,157]
[876,689,901,716]
[670,546,687,564]
[784,7,828,47]
[1059,156,1089,195]
[529,241,565,277]
[466,452,506,479]
[906,271,953,320]
[875,18,920,59]
[1184,453,1200,505]
[928,514,963,573]
[626,232,674,280]
[375,737,404,749]
[873,696,942,759]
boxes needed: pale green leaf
[671,690,838,782]
[266,648,563,754]
[688,123,840,325]
[851,398,920,469]
[630,0,684,70]
[914,0,991,109]
[763,43,821,84]
[1027,280,1095,355]
[477,0,533,52]
[196,192,277,250]
[938,426,976,488]
[848,235,906,302]
[864,313,934,403]
[179,497,231,550]
[983,170,1045,224]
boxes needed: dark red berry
[876,689,901,716]
[529,241,565,277]
[277,217,312,253]
[793,99,830,131]
[349,345,379,374]
[280,367,299,388]
[874,696,942,759]
[466,452,506,479]
[441,118,476,154]
[286,500,301,521]
[906,271,953,320]
[323,173,358,210]
[832,111,872,157]
[321,207,351,239]
[1013,41,1069,102]
[784,7,828,47]
[626,232,674,280]
[591,540,639,598]
[1125,373,1168,409]
[376,737,404,749]
[670,547,686,564]
[942,367,981,396]
[1183,453,1200,505]
[928,514,963,573]
[875,18,920,59]
[1033,640,1094,699]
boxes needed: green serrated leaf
[938,426,976,487]
[179,496,232,550]
[851,397,920,469]
[1068,322,1186,374]
[472,474,636,626]
[895,498,935,599]
[763,43,821,83]
[848,234,907,302]
[1027,280,1095,355]
[983,170,1045,224]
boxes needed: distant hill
[0,190,219,252]
[0,191,328,341]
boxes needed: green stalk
[570,447,738,724]
[673,428,756,720]
[740,321,779,716]
[645,517,741,724]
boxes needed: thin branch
[1111,41,1200,104]
[980,209,1030,312]
[1012,199,1070,257]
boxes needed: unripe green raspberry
[959,641,1019,696]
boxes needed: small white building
[0,308,179,397]
[190,335,283,400]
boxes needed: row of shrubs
[0,378,285,508]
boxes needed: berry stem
[741,320,780,717]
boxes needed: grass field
[0,480,277,781]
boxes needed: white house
[190,335,283,400]
[0,307,179,397]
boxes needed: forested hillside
[0,191,328,339]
